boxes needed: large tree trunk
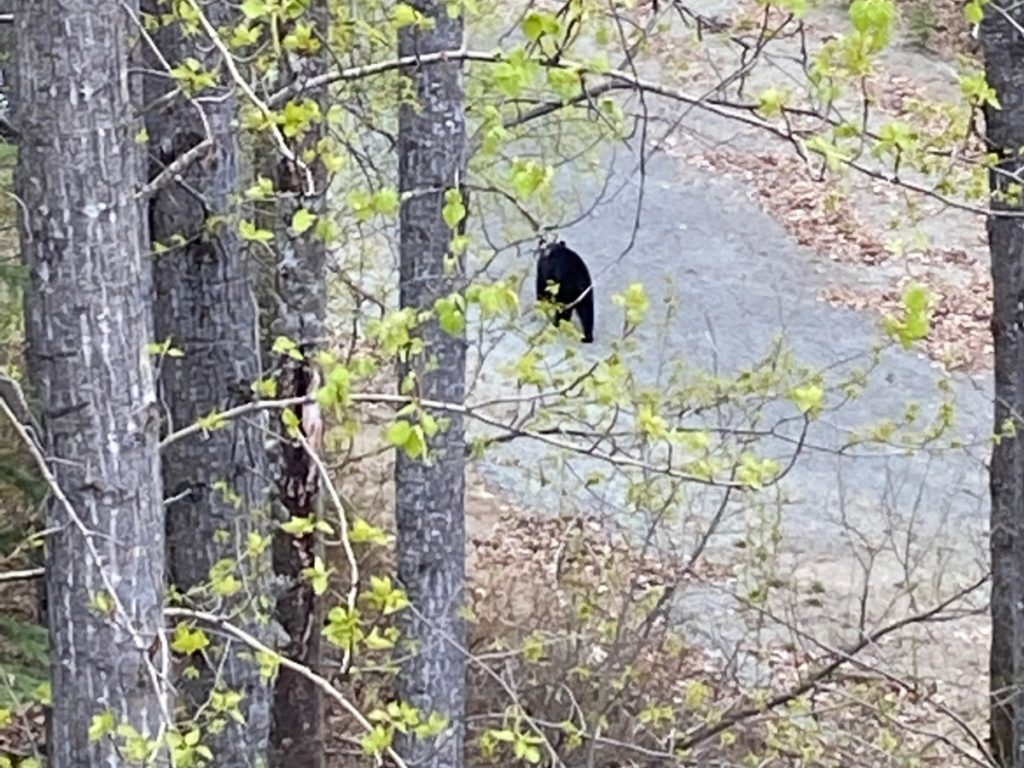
[263,5,330,766]
[142,2,273,763]
[395,3,468,766]
[983,4,1024,765]
[15,2,168,765]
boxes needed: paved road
[454,0,990,682]
[470,137,991,568]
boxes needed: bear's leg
[575,292,594,343]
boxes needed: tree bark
[263,5,330,766]
[982,4,1024,765]
[142,2,274,763]
[395,3,468,766]
[0,1,14,139]
[16,2,168,765]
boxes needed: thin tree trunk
[395,3,468,766]
[263,5,330,766]
[142,2,273,763]
[16,2,167,765]
[982,4,1024,764]
[0,0,12,131]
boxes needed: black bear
[536,240,595,343]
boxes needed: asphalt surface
[454,0,991,680]
[470,138,992,566]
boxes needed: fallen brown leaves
[689,148,893,265]
[469,507,732,631]
[674,143,993,373]
[895,0,980,60]
[463,505,986,766]
[822,261,992,371]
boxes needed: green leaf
[171,623,210,655]
[323,605,364,648]
[393,2,423,27]
[245,176,274,200]
[435,293,466,336]
[209,559,241,597]
[301,556,332,596]
[146,338,184,358]
[775,0,809,16]
[363,627,397,650]
[350,518,390,546]
[315,216,339,244]
[279,99,322,139]
[373,188,400,215]
[848,0,896,52]
[386,420,412,448]
[547,67,581,101]
[883,282,932,349]
[491,48,539,97]
[283,22,321,54]
[965,0,986,24]
[367,575,411,615]
[347,190,374,221]
[405,425,427,459]
[253,377,277,398]
[257,650,282,683]
[239,219,274,243]
[804,134,849,171]
[89,711,116,742]
[281,408,300,435]
[230,22,263,47]
[420,411,439,439]
[271,335,304,361]
[757,87,788,117]
[960,69,1001,109]
[360,725,392,756]
[612,282,650,326]
[291,208,317,234]
[281,515,316,536]
[735,454,781,490]
[789,384,825,417]
[522,11,560,41]
[509,159,552,200]
[587,52,611,74]
[239,0,269,19]
[442,188,467,230]
[467,281,520,317]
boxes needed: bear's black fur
[536,240,595,343]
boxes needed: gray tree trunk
[142,1,273,763]
[395,3,468,766]
[15,2,167,765]
[0,1,13,130]
[263,5,329,766]
[983,4,1024,765]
